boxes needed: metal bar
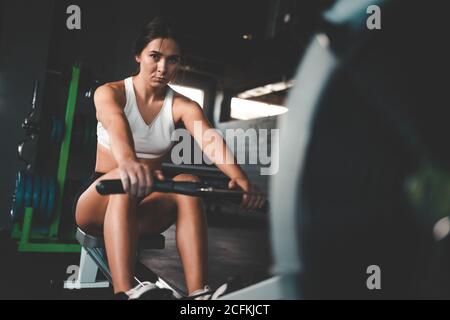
[11,223,22,239]
[49,65,80,238]
[197,187,267,197]
[64,281,110,289]
[19,207,33,246]
[18,243,81,253]
[85,247,113,284]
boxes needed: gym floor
[0,208,270,300]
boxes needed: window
[230,98,288,120]
[169,84,205,108]
[229,80,292,120]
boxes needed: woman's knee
[174,193,204,216]
[74,168,138,231]
[76,193,138,230]
[173,173,201,183]
[75,205,102,234]
[173,173,201,209]
[172,174,203,205]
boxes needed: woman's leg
[76,170,208,295]
[138,174,208,295]
[103,193,139,293]
[75,169,142,293]
[172,174,208,295]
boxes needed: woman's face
[135,37,180,87]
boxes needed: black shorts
[72,171,106,218]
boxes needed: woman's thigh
[74,169,121,235]
[75,168,178,236]
[136,192,178,235]
[137,173,203,234]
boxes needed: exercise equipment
[10,172,58,223]
[10,64,83,253]
[31,114,96,152]
[17,79,75,166]
[220,0,378,300]
[45,176,57,222]
[219,0,450,300]
[10,171,26,222]
[18,65,98,162]
[10,62,104,254]
[49,117,65,144]
[96,178,268,213]
[18,81,40,171]
[24,173,33,208]
[71,115,97,152]
[39,175,49,218]
[96,179,266,198]
[66,227,180,299]
[32,174,41,210]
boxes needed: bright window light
[230,97,288,120]
[237,80,294,99]
[169,84,204,108]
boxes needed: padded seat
[76,227,165,250]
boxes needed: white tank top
[96,77,175,159]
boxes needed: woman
[74,17,265,300]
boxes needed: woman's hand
[117,159,165,198]
[228,177,266,211]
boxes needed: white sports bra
[97,77,175,159]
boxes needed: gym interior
[1,0,449,301]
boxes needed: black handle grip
[153,180,208,196]
[96,179,208,196]
[96,179,269,212]
[96,179,124,195]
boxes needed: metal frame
[12,65,82,253]
[68,228,186,298]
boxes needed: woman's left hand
[228,177,266,211]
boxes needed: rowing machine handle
[96,179,269,212]
[96,179,207,196]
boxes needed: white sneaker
[188,284,230,300]
[211,283,229,300]
[188,285,213,300]
[126,281,158,300]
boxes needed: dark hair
[133,16,182,56]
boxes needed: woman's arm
[180,101,245,179]
[94,85,155,197]
[94,85,137,165]
[181,101,265,210]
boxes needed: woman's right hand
[117,159,164,198]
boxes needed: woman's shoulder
[95,80,126,107]
[101,79,126,97]
[172,90,201,109]
[171,90,204,123]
